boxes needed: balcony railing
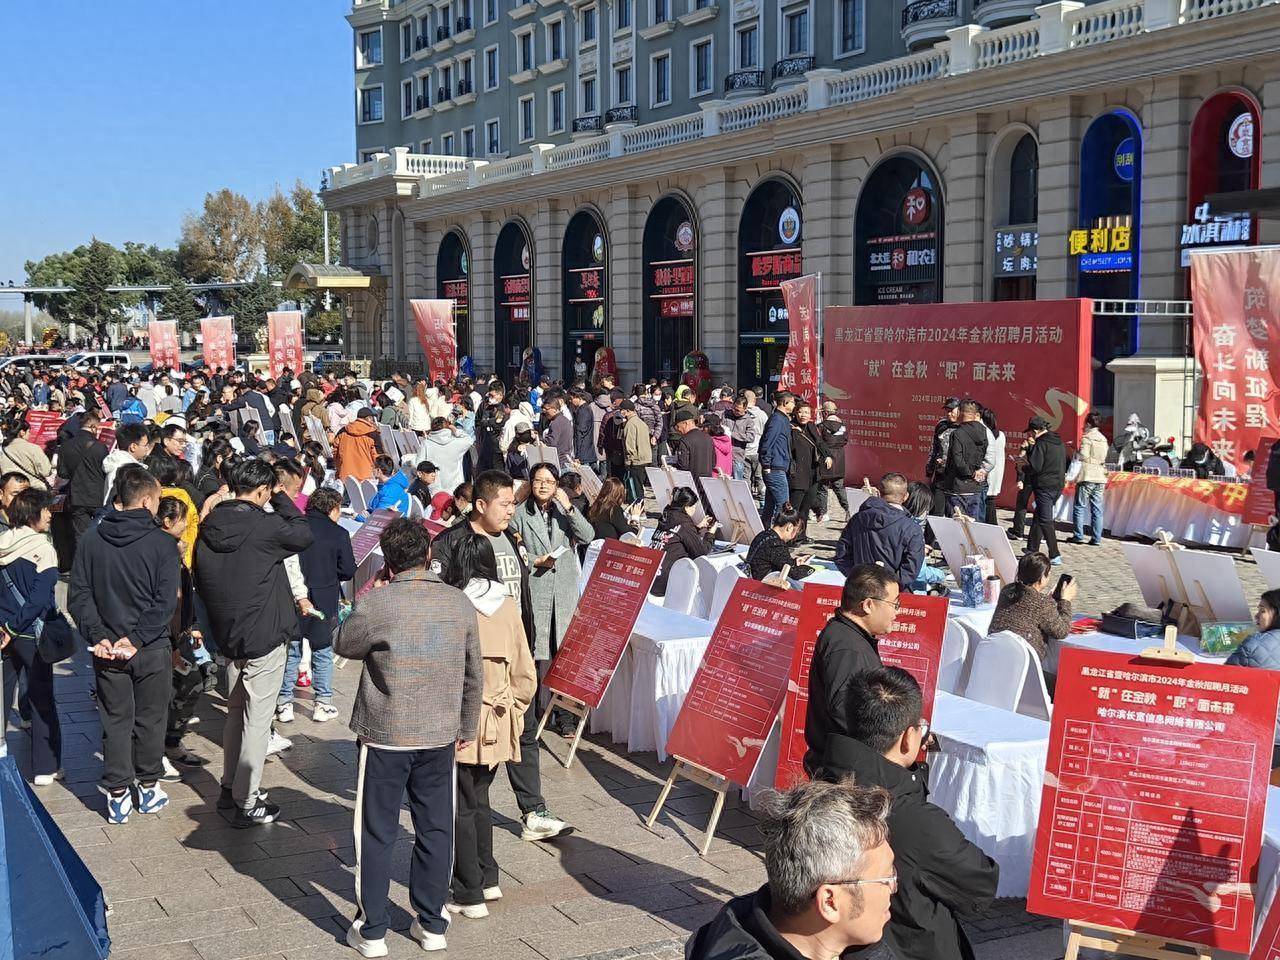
[456,79,473,96]
[572,115,603,132]
[414,35,427,50]
[416,94,429,110]
[725,69,766,94]
[437,86,450,102]
[456,15,472,31]
[771,56,815,81]
[436,24,451,40]
[604,105,638,124]
[901,0,958,28]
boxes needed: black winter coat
[687,886,876,960]
[571,402,596,462]
[744,529,813,581]
[671,427,716,479]
[803,614,880,776]
[299,508,357,617]
[57,428,108,511]
[1025,431,1067,492]
[834,498,925,590]
[787,424,827,489]
[817,416,849,481]
[591,505,638,541]
[650,505,715,596]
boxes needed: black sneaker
[233,799,280,828]
[1006,529,1024,541]
[169,749,208,768]
[218,786,268,810]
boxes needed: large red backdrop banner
[824,300,1093,506]
[1192,248,1280,473]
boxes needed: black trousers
[70,506,97,540]
[94,641,171,792]
[453,762,499,905]
[165,664,205,750]
[505,676,545,815]
[1009,484,1034,536]
[1026,488,1061,560]
[1,635,61,777]
[354,743,455,940]
[817,480,850,520]
[790,484,819,537]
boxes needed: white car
[0,354,70,372]
[65,351,131,371]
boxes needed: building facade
[326,0,1280,409]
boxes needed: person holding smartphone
[987,551,1076,663]
[650,486,719,597]
[744,503,814,582]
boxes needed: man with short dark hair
[927,398,961,515]
[367,454,412,514]
[159,422,188,459]
[541,395,573,465]
[102,422,154,503]
[620,399,652,504]
[834,473,924,590]
[568,390,597,471]
[804,563,898,777]
[759,391,796,525]
[0,472,31,535]
[1023,416,1067,565]
[936,400,988,521]
[819,668,999,960]
[57,409,106,540]
[669,407,715,503]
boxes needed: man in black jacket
[819,668,999,960]
[476,384,507,471]
[926,398,960,515]
[194,458,314,827]
[936,400,988,521]
[69,466,180,824]
[57,408,107,540]
[803,564,898,777]
[568,390,597,471]
[669,407,716,505]
[1023,416,1067,564]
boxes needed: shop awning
[284,263,379,290]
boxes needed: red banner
[1028,648,1280,953]
[1252,897,1280,960]
[778,274,819,406]
[201,316,235,372]
[665,579,802,786]
[1192,248,1280,474]
[1063,471,1249,515]
[350,508,398,566]
[1243,436,1279,526]
[148,320,179,372]
[879,593,950,723]
[544,540,662,708]
[410,299,459,383]
[825,300,1093,507]
[266,311,304,380]
[25,411,65,449]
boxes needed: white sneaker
[446,902,489,919]
[312,703,340,723]
[483,886,503,901]
[521,808,572,841]
[266,730,293,756]
[276,703,295,724]
[408,919,447,951]
[346,922,389,958]
[159,755,182,782]
[33,770,64,787]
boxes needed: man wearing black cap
[620,399,653,503]
[669,408,715,502]
[1022,416,1067,564]
[598,388,627,480]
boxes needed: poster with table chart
[775,583,842,789]
[1027,647,1280,953]
[350,509,399,566]
[575,462,602,500]
[879,594,950,722]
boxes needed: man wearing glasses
[803,564,899,777]
[686,779,896,960]
[819,667,999,960]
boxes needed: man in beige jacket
[620,399,653,504]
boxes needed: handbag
[1,567,78,664]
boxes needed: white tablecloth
[1054,629,1225,673]
[1053,475,1257,549]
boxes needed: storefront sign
[902,188,930,226]
[569,266,604,302]
[778,206,801,245]
[651,259,695,318]
[1180,203,1254,266]
[1069,222,1133,273]
[993,227,1039,277]
[501,273,531,321]
[441,278,469,301]
[201,316,235,372]
[520,245,530,270]
[1229,112,1255,159]
[410,299,459,382]
[149,319,180,372]
[266,311,304,379]
[863,231,939,304]
[676,221,695,252]
[1027,648,1280,954]
[591,234,605,263]
[746,249,803,290]
[1113,136,1136,181]
[543,540,662,708]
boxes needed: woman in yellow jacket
[441,531,536,919]
[150,455,199,567]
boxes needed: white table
[1054,629,1225,673]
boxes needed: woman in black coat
[787,402,830,543]
[744,504,814,581]
[587,476,642,541]
[650,487,717,596]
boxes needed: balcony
[436,24,451,41]
[455,78,476,104]
[510,0,537,19]
[901,0,962,52]
[454,15,475,42]
[771,55,814,87]
[436,86,454,110]
[604,105,638,126]
[724,69,765,98]
[572,114,604,138]
[974,0,1039,28]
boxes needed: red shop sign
[442,278,469,300]
[747,249,804,286]
[501,274,530,301]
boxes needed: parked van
[65,351,131,370]
[0,354,67,373]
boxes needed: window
[484,45,500,90]
[440,63,453,97]
[400,21,413,60]
[615,64,632,104]
[360,149,382,163]
[402,79,415,118]
[549,86,566,132]
[1009,134,1039,225]
[357,28,383,67]
[518,30,535,71]
[653,0,669,23]
[582,6,596,42]
[651,52,670,106]
[617,0,631,29]
[442,132,455,155]
[784,6,809,56]
[460,56,474,93]
[692,38,712,95]
[737,24,758,68]
[462,127,476,157]
[419,72,432,106]
[582,76,597,114]
[519,95,535,141]
[695,0,710,8]
[421,138,433,154]
[485,0,498,23]
[359,85,384,123]
[837,0,863,55]
[419,15,430,41]
[485,118,501,155]
[548,19,565,61]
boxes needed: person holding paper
[745,504,814,581]
[588,477,643,541]
[987,552,1075,662]
[651,486,719,597]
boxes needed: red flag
[200,316,235,372]
[410,299,459,382]
[778,274,819,406]
[148,320,179,372]
[1192,248,1280,473]
[266,311,304,380]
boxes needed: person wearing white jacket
[406,382,433,433]
[499,402,535,454]
[419,420,474,495]
[981,407,1007,526]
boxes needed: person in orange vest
[334,408,381,482]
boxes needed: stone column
[1036,95,1086,301]
[698,167,735,382]
[470,213,496,373]
[800,144,847,310]
[1139,76,1192,355]
[606,186,642,386]
[1260,69,1280,246]
[533,199,563,379]
[944,114,989,303]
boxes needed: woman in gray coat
[510,461,595,661]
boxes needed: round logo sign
[460,251,469,275]
[902,188,930,227]
[1229,112,1255,159]
[1114,137,1135,182]
[767,305,778,325]
[675,221,695,252]
[520,245,530,271]
[591,234,605,263]
[778,207,801,245]
[891,248,907,271]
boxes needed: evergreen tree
[159,276,203,333]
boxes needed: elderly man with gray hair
[685,779,895,960]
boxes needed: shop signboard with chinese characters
[1191,247,1280,473]
[651,259,696,318]
[441,278,469,347]
[746,249,804,293]
[1180,203,1254,267]
[863,233,939,304]
[825,300,1092,507]
[1027,647,1280,954]
[993,227,1039,277]
[500,273,531,322]
[1069,221,1134,273]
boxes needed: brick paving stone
[111,907,258,952]
[522,915,677,960]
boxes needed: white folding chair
[953,620,985,695]
[662,557,701,616]
[1016,640,1054,721]
[962,631,1031,712]
[344,476,368,515]
[360,479,378,507]
[580,539,604,595]
[936,619,971,695]
[693,557,720,618]
[707,565,743,623]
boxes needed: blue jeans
[279,640,333,704]
[761,468,791,526]
[945,492,983,521]
[1072,481,1105,543]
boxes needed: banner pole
[816,271,824,396]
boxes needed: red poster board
[266,310,304,379]
[1028,647,1280,953]
[97,425,116,452]
[410,299,459,383]
[824,300,1092,507]
[1242,435,1279,527]
[1252,897,1280,960]
[149,319,180,372]
[776,583,842,789]
[543,540,662,708]
[665,579,802,786]
[350,509,398,566]
[201,316,236,372]
[25,411,65,448]
[879,593,950,723]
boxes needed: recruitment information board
[1029,648,1280,953]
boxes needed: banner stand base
[1063,921,1210,960]
[645,755,729,858]
[535,692,590,770]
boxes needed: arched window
[1008,135,1038,226]
[738,179,803,395]
[854,155,943,307]
[642,196,698,381]
[436,229,470,362]
[561,210,608,382]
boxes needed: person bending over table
[744,503,814,581]
[650,486,717,597]
[1226,588,1280,669]
[987,551,1075,663]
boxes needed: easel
[646,755,731,857]
[1152,531,1210,637]
[951,508,983,557]
[713,475,754,546]
[534,691,591,769]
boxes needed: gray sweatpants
[221,644,288,810]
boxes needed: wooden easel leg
[534,697,556,739]
[646,761,681,828]
[1063,931,1081,960]
[563,712,588,769]
[699,787,727,858]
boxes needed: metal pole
[323,211,333,312]
[23,296,32,346]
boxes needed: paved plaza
[5,514,1265,960]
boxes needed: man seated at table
[833,473,924,590]
[686,779,896,960]
[803,564,898,778]
[817,667,999,960]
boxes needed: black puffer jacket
[744,529,813,581]
[817,415,849,481]
[650,504,714,596]
[1024,430,1067,492]
[57,427,108,512]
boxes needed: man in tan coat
[619,399,652,504]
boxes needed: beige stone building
[322,0,1280,413]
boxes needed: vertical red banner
[778,274,819,406]
[200,316,235,372]
[148,320,179,371]
[410,299,459,382]
[266,310,304,380]
[1192,248,1280,474]
[1242,435,1280,526]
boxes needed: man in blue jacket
[758,391,796,526]
[366,455,412,515]
[834,473,925,591]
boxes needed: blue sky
[0,0,353,289]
